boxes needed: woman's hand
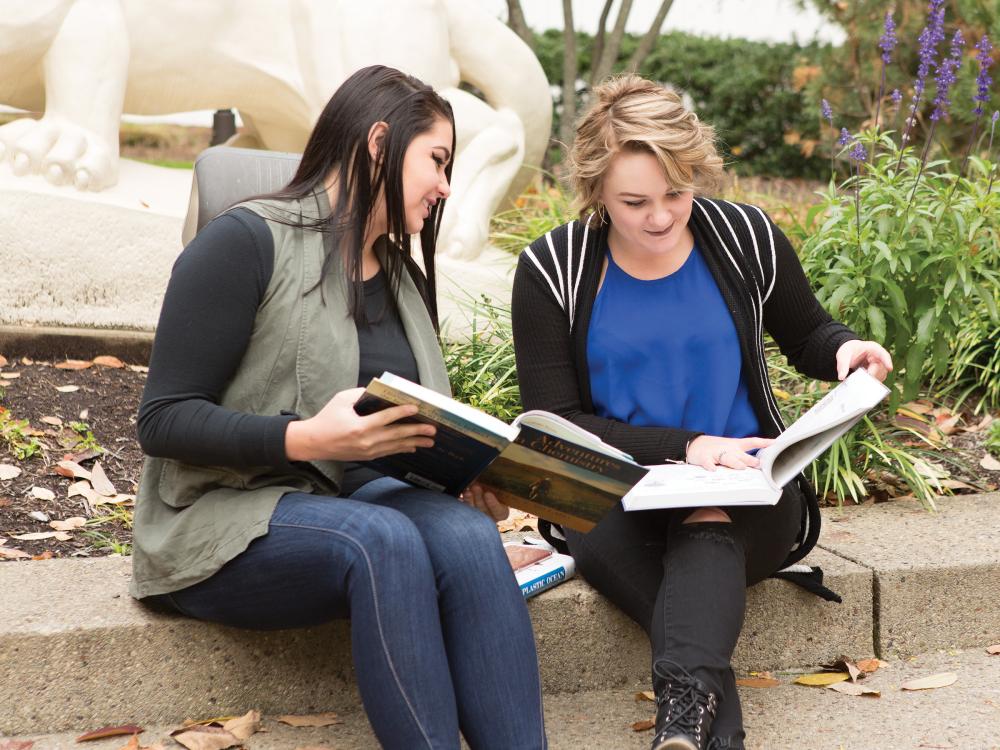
[836,340,893,382]
[460,483,510,522]
[685,435,775,472]
[284,387,436,462]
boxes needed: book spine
[519,567,569,598]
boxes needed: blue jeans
[159,478,546,749]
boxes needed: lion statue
[0,0,551,259]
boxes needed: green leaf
[943,274,957,299]
[866,306,887,342]
[916,308,936,347]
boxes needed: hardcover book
[353,372,649,531]
[504,539,576,598]
[622,369,891,511]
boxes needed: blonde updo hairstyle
[568,75,724,222]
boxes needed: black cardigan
[511,197,858,569]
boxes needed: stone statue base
[0,158,189,330]
[0,158,515,338]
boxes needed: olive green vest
[130,191,451,598]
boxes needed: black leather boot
[650,660,719,750]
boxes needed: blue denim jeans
[158,477,546,749]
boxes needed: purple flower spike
[931,30,965,121]
[821,98,833,124]
[903,0,947,144]
[879,11,898,66]
[838,128,852,147]
[994,111,1000,124]
[849,141,868,162]
[973,36,994,116]
[891,88,903,108]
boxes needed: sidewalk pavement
[1,493,997,745]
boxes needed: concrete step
[3,493,997,737]
[6,648,1000,749]
[0,549,868,735]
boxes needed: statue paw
[0,117,116,191]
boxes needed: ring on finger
[716,451,728,463]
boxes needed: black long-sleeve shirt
[137,208,419,470]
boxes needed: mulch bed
[0,354,146,560]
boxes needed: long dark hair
[261,65,455,328]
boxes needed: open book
[353,373,648,531]
[622,369,891,511]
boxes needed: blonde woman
[511,76,891,750]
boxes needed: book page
[623,463,781,509]
[514,410,634,461]
[758,369,889,488]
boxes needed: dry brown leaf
[30,486,56,501]
[115,736,140,750]
[50,516,86,531]
[821,656,863,682]
[67,480,95,499]
[41,416,63,427]
[293,747,335,750]
[985,644,1000,655]
[0,464,22,481]
[170,726,242,750]
[90,461,117,496]
[634,690,655,702]
[827,681,881,697]
[856,658,883,674]
[75,725,144,742]
[900,400,934,415]
[221,710,261,741]
[93,355,125,368]
[794,672,850,687]
[936,414,961,435]
[980,453,1000,471]
[55,384,80,393]
[0,547,31,560]
[0,740,34,750]
[32,550,54,560]
[0,372,21,379]
[900,672,958,691]
[631,718,655,732]
[180,716,239,728]
[128,364,150,373]
[0,355,7,368]
[56,359,92,371]
[736,677,781,688]
[56,460,92,480]
[65,447,102,463]
[277,712,342,728]
[13,531,71,541]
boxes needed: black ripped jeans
[564,485,803,745]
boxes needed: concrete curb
[0,547,871,735]
[0,325,153,363]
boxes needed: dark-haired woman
[131,66,546,749]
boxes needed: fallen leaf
[50,516,86,531]
[93,355,125,368]
[939,479,977,491]
[936,414,961,435]
[856,658,883,674]
[293,747,335,750]
[821,656,863,682]
[0,740,34,750]
[56,460,92,480]
[32,550,54,560]
[128,365,150,373]
[221,710,260,741]
[277,712,342,728]
[90,461,117,496]
[0,547,31,560]
[736,677,781,688]
[13,531,71,541]
[0,355,7,368]
[56,359,92,370]
[631,718,655,732]
[55,385,80,393]
[68,480,95,499]
[28,510,51,523]
[79,409,90,420]
[980,453,1000,471]
[41,416,63,427]
[827,681,881,697]
[66,447,102,463]
[170,726,242,750]
[180,717,239,728]
[0,372,21,379]
[901,672,958,691]
[900,400,934,415]
[985,644,1000,655]
[0,464,22,481]
[794,672,850,686]
[76,725,144,742]
[634,690,655,702]
[30,486,56,501]
[20,357,32,365]
[115,736,140,750]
